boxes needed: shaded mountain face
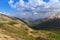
[23,11,60,27]
[30,12,60,30]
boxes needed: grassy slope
[0,14,60,40]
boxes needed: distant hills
[27,12,60,26]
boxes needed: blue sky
[0,0,60,20]
[0,0,18,13]
[0,0,29,13]
[0,0,11,13]
[0,0,49,13]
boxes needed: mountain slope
[0,14,49,40]
[0,13,60,40]
[0,14,35,40]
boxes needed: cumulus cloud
[8,0,47,10]
[8,0,60,20]
[8,0,15,8]
[8,0,60,9]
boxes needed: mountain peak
[48,12,60,19]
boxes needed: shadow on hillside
[1,14,60,31]
[30,26,60,31]
[30,19,60,31]
[15,17,60,31]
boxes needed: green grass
[0,23,3,27]
[0,21,35,40]
[0,24,35,40]
[48,32,60,40]
[8,21,18,25]
[24,36,35,40]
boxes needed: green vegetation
[8,21,17,25]
[24,37,35,40]
[0,23,3,27]
[48,32,60,40]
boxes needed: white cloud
[50,0,59,2]
[8,0,60,10]
[8,0,47,10]
[8,0,60,20]
[0,12,7,15]
[34,12,37,15]
[8,0,16,8]
[0,12,2,13]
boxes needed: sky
[0,0,60,20]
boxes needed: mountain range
[0,12,60,40]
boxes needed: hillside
[0,13,34,40]
[29,13,60,40]
[0,13,60,40]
